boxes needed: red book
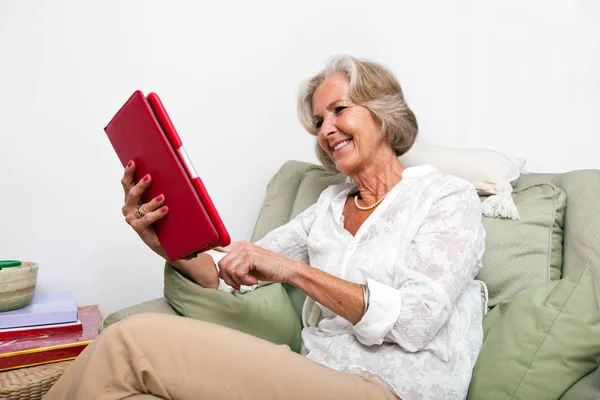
[0,320,83,341]
[0,305,103,371]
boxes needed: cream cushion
[399,143,525,219]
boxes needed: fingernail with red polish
[143,174,149,182]
[161,206,168,213]
[155,195,163,202]
[127,161,132,168]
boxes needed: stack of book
[0,292,103,371]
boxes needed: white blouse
[211,165,486,400]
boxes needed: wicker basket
[0,361,72,400]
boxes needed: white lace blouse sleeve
[352,180,485,349]
[210,204,318,293]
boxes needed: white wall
[1,0,598,316]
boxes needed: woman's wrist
[287,260,310,287]
[151,244,168,260]
[172,254,219,289]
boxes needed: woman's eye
[315,120,323,129]
[334,106,347,114]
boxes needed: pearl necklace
[353,190,391,211]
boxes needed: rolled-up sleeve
[352,180,485,350]
[352,278,403,345]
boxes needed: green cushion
[477,183,566,307]
[289,165,347,219]
[550,170,600,297]
[163,263,302,353]
[251,161,316,243]
[467,266,600,400]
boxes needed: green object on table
[0,260,21,269]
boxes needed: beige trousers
[45,313,400,400]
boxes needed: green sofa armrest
[101,297,180,332]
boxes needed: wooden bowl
[0,262,39,312]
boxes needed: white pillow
[399,143,525,220]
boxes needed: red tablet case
[104,91,230,261]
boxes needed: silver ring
[134,206,146,219]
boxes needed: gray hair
[297,55,418,172]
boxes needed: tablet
[104,90,230,262]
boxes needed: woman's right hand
[121,160,170,257]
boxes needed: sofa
[103,160,600,400]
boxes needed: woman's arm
[289,263,365,325]
[217,242,366,324]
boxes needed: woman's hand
[119,161,220,289]
[216,241,297,288]
[121,161,169,256]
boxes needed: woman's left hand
[215,241,297,288]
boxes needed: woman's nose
[319,115,337,138]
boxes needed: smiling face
[311,74,387,176]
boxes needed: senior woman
[46,56,485,400]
